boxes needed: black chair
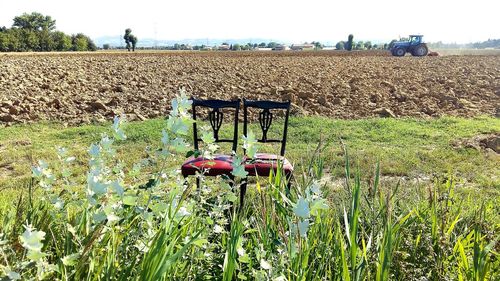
[240,99,293,207]
[181,98,240,189]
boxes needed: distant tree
[232,43,241,51]
[335,41,345,50]
[258,42,266,48]
[355,41,364,50]
[469,38,500,49]
[71,33,95,51]
[103,43,110,50]
[0,12,94,52]
[87,36,96,51]
[129,35,137,50]
[373,44,379,49]
[38,29,55,51]
[9,31,21,51]
[364,41,372,50]
[124,28,137,51]
[0,32,8,51]
[0,29,20,51]
[51,31,71,51]
[312,41,323,50]
[346,34,354,51]
[72,34,87,51]
[267,42,277,49]
[13,12,56,31]
[19,29,40,51]
[124,29,131,50]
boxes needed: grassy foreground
[0,108,499,280]
[1,116,499,190]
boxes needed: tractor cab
[409,35,423,45]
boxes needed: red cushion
[244,153,293,176]
[181,155,234,177]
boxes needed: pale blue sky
[1,0,498,43]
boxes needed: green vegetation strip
[0,116,499,190]
[0,108,499,280]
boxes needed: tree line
[428,39,500,49]
[167,40,389,51]
[0,12,96,52]
[172,42,284,51]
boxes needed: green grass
[0,113,499,280]
[1,116,499,190]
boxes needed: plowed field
[1,51,499,124]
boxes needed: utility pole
[154,21,158,50]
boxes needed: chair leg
[225,176,237,232]
[183,175,188,189]
[239,180,247,213]
[227,175,236,220]
[286,173,293,196]
[196,177,201,199]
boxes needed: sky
[1,0,499,44]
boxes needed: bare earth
[0,51,499,125]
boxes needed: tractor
[390,35,428,57]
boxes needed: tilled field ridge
[0,51,499,124]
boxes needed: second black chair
[240,99,293,208]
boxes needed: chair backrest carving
[243,99,291,156]
[208,108,224,139]
[191,98,240,152]
[259,109,273,142]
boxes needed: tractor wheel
[412,44,428,56]
[393,48,406,57]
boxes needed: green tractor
[390,35,428,57]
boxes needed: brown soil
[0,51,499,125]
[453,133,500,154]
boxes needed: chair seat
[244,153,293,176]
[181,154,234,177]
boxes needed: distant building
[273,44,289,51]
[218,44,231,50]
[255,47,273,51]
[290,44,315,51]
